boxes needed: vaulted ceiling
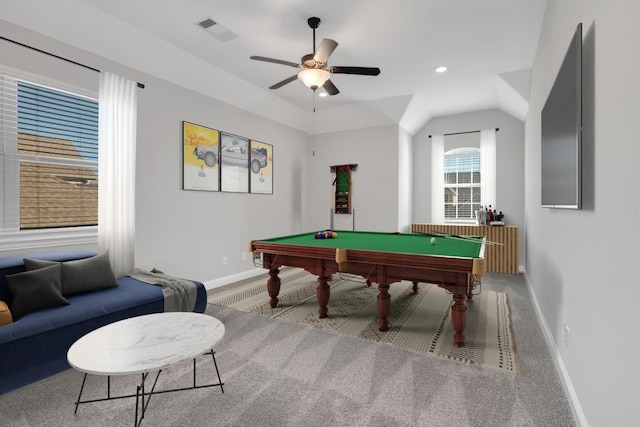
[2,0,548,135]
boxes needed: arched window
[444,148,480,221]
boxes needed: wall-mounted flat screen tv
[541,23,582,209]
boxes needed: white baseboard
[203,267,266,292]
[522,270,589,427]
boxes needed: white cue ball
[430,237,436,245]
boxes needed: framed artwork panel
[182,121,219,191]
[220,132,249,193]
[250,140,273,194]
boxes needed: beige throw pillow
[0,300,13,326]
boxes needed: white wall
[0,20,308,283]
[413,109,525,266]
[304,125,401,233]
[526,1,640,425]
[133,76,307,282]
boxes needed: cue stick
[415,231,503,246]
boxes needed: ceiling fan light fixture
[298,68,330,90]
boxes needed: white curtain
[480,128,496,208]
[98,72,137,277]
[430,134,445,223]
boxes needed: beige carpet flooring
[208,268,520,373]
[0,272,576,426]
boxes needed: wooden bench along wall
[411,223,519,275]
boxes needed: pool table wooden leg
[451,293,467,347]
[316,275,330,318]
[377,283,391,331]
[412,281,419,294]
[267,267,281,308]
[467,273,481,300]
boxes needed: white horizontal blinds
[17,81,99,229]
[0,75,19,232]
[444,148,481,221]
[18,82,98,161]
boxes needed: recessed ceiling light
[318,91,328,97]
[435,66,448,73]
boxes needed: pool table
[250,230,485,347]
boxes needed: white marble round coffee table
[68,312,225,426]
[68,312,225,375]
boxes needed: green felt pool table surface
[258,230,483,259]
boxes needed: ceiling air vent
[197,17,237,42]
[198,18,216,29]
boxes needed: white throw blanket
[129,268,197,312]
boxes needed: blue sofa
[0,251,207,395]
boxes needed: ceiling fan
[250,17,381,96]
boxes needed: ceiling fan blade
[322,79,340,96]
[330,66,381,76]
[250,56,301,68]
[269,75,298,89]
[313,39,338,63]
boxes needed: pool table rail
[251,240,485,278]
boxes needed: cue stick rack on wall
[330,164,357,215]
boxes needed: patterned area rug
[208,268,520,373]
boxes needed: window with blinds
[444,148,481,221]
[1,78,98,231]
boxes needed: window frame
[443,147,481,224]
[0,66,98,252]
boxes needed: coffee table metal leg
[136,370,163,426]
[209,350,224,393]
[135,383,141,427]
[74,373,88,414]
[74,353,223,425]
[193,358,197,387]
